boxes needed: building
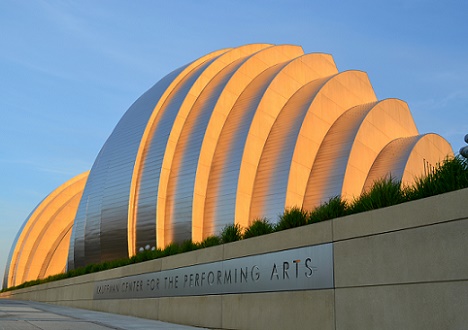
[3,44,453,289]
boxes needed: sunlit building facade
[3,44,453,288]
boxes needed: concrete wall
[2,188,467,329]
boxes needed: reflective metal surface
[94,243,333,299]
[234,54,341,227]
[364,136,419,191]
[6,44,455,288]
[155,44,273,247]
[69,65,189,269]
[134,58,217,252]
[250,77,330,221]
[3,207,35,289]
[204,63,287,235]
[67,44,452,270]
[4,173,87,287]
[191,45,304,241]
[304,102,379,208]
[165,58,247,243]
[363,133,452,192]
[304,99,422,207]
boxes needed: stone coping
[2,187,467,297]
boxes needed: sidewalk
[0,299,207,330]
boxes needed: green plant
[162,242,181,256]
[199,235,221,248]
[275,207,308,231]
[309,196,348,223]
[131,249,157,263]
[243,218,274,239]
[180,239,200,253]
[220,223,243,243]
[349,177,406,214]
[407,156,468,200]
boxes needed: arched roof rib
[201,62,292,239]
[364,134,453,192]
[71,48,227,267]
[69,65,191,269]
[249,76,335,223]
[5,172,88,288]
[129,54,224,255]
[235,54,339,228]
[38,222,73,278]
[164,57,250,245]
[192,45,304,242]
[247,70,377,222]
[303,98,419,208]
[21,191,83,283]
[155,44,274,248]
[286,70,377,210]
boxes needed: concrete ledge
[334,218,468,287]
[1,188,467,329]
[223,219,333,260]
[333,188,468,241]
[335,281,468,330]
[162,244,224,270]
[221,290,335,330]
[159,295,223,329]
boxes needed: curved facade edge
[4,171,88,288]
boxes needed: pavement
[0,299,207,330]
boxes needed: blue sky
[1,0,467,287]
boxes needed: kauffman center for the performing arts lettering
[94,243,333,299]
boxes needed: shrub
[349,177,406,214]
[309,196,348,223]
[407,156,468,200]
[199,235,221,248]
[162,242,180,256]
[180,239,200,253]
[220,223,243,243]
[131,249,158,263]
[275,207,308,231]
[243,218,274,239]
[106,258,131,268]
